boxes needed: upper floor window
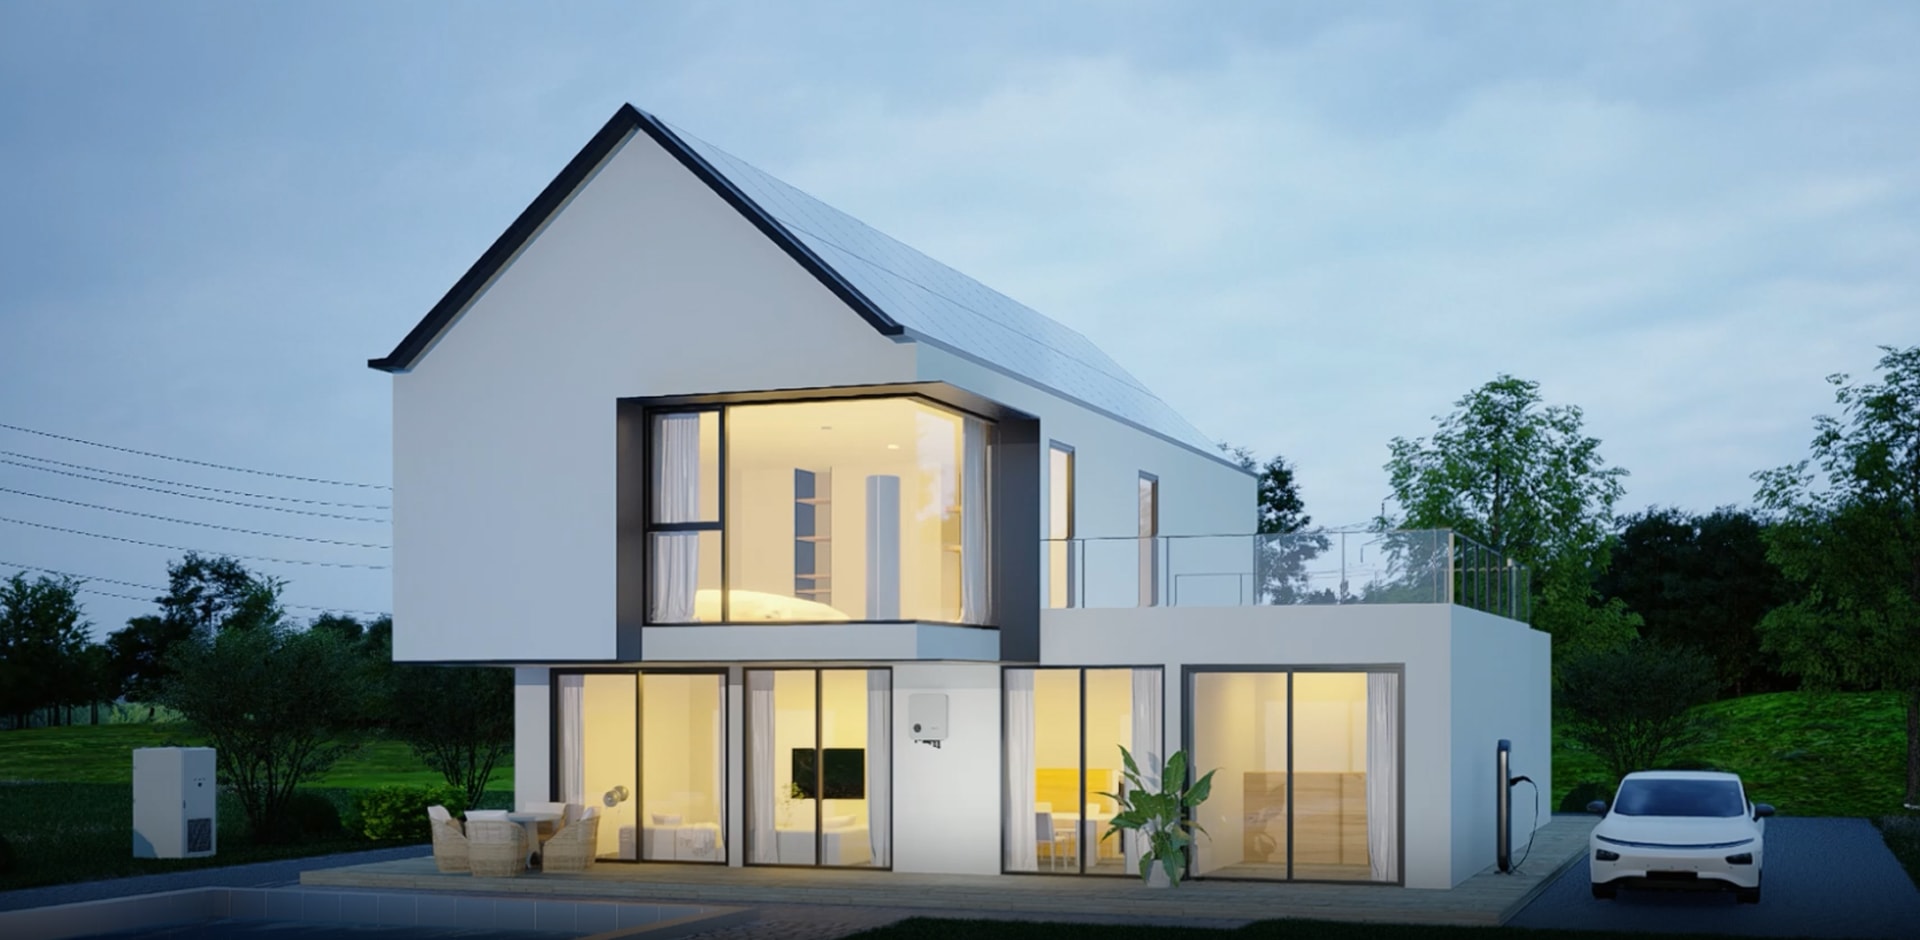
[1047,443,1075,609]
[1138,472,1159,607]
[649,398,992,625]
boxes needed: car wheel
[1591,883,1617,900]
[1736,884,1761,905]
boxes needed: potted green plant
[1099,745,1216,887]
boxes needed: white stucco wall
[513,667,552,811]
[389,129,918,662]
[1447,606,1553,882]
[637,623,998,663]
[888,663,1005,875]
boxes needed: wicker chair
[538,809,602,873]
[466,818,529,878]
[426,805,469,873]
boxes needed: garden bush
[277,790,346,842]
[0,832,14,874]
[353,785,466,842]
[1557,780,1614,814]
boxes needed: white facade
[385,105,1551,893]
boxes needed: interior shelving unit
[794,468,832,605]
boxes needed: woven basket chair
[538,810,602,873]
[466,818,529,878]
[426,805,469,873]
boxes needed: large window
[553,670,727,863]
[1003,667,1163,876]
[746,668,892,868]
[648,398,992,624]
[1187,668,1401,883]
[1047,443,1075,609]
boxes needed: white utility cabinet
[132,746,217,858]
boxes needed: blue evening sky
[1,1,1914,636]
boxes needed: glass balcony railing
[1044,529,1531,621]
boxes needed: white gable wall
[391,130,917,662]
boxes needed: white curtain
[557,674,586,805]
[1367,671,1400,883]
[1124,668,1163,875]
[1003,670,1037,871]
[651,414,701,622]
[867,670,892,867]
[960,417,990,624]
[748,671,777,864]
[711,682,727,854]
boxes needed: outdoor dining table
[505,811,560,867]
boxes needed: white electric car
[1587,771,1772,903]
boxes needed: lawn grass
[844,917,1785,940]
[1551,689,1907,817]
[0,724,515,891]
[0,723,512,790]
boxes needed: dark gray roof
[373,106,1223,461]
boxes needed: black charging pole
[1496,739,1512,872]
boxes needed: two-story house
[369,104,1550,890]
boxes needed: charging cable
[1506,775,1540,872]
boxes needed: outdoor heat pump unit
[133,746,217,859]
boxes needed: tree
[0,573,93,728]
[158,570,371,842]
[1380,375,1635,652]
[1752,344,1920,809]
[106,614,194,707]
[159,553,284,635]
[1558,641,1720,782]
[1596,506,1795,697]
[386,665,514,808]
[1220,444,1332,604]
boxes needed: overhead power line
[0,487,390,549]
[0,458,389,523]
[1,452,390,509]
[0,516,389,569]
[0,560,390,616]
[0,422,391,490]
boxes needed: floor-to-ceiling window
[1187,667,1401,884]
[1002,666,1163,876]
[746,668,892,868]
[647,398,992,625]
[552,670,727,864]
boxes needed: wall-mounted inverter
[133,746,217,859]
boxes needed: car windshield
[1613,778,1746,817]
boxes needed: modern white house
[370,104,1550,891]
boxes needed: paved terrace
[301,816,1595,929]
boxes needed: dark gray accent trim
[369,105,901,374]
[743,667,895,871]
[994,418,1041,661]
[638,382,1032,425]
[616,399,648,659]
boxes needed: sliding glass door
[551,670,726,863]
[1187,667,1401,883]
[746,668,892,868]
[1002,666,1163,876]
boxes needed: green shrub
[1558,780,1614,814]
[278,790,345,842]
[0,832,14,874]
[352,785,466,842]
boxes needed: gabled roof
[371,104,1226,461]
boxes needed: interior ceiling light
[886,444,901,450]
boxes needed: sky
[1,1,1915,639]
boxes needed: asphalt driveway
[1508,817,1920,939]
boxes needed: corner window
[648,398,992,624]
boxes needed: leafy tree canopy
[0,573,92,724]
[1752,344,1920,808]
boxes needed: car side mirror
[1753,803,1774,819]
[1586,800,1608,815]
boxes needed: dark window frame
[742,666,896,871]
[546,666,731,865]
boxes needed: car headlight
[1725,852,1753,865]
[1594,849,1620,862]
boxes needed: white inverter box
[132,747,217,858]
